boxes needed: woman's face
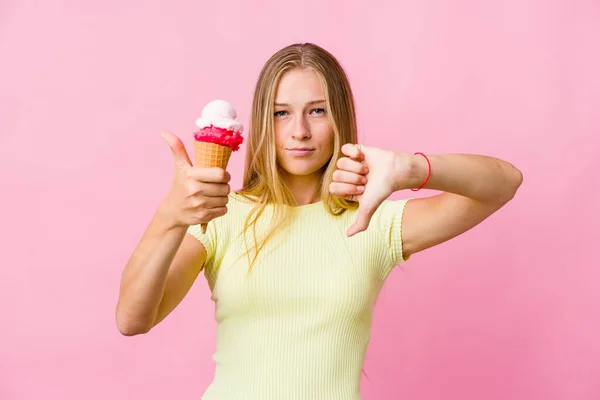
[273,68,335,181]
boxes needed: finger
[341,143,364,161]
[193,194,229,209]
[188,181,231,198]
[329,182,365,198]
[203,206,228,220]
[186,167,231,183]
[336,157,369,175]
[161,131,192,168]
[347,205,377,237]
[332,170,368,186]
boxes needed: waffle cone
[193,141,232,169]
[193,141,232,234]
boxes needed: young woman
[116,43,523,399]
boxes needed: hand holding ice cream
[158,100,243,233]
[193,100,244,232]
[160,131,231,229]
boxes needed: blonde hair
[238,43,359,269]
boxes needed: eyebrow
[274,99,326,107]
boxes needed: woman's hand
[330,144,412,237]
[159,131,231,228]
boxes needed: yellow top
[187,192,409,400]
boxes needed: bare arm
[397,153,523,258]
[115,202,206,336]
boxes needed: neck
[280,170,323,206]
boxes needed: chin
[279,160,330,177]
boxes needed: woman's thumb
[346,205,376,237]
[161,131,192,167]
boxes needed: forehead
[275,68,325,103]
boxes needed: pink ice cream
[193,100,244,151]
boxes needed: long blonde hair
[238,43,359,269]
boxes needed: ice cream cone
[194,141,232,169]
[192,99,244,234]
[194,141,232,233]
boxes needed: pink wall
[1,1,598,399]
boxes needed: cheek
[320,126,335,151]
[273,125,285,147]
[312,120,333,140]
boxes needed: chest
[210,219,385,322]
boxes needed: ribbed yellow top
[187,192,409,400]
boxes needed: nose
[291,115,311,140]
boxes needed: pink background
[1,1,599,399]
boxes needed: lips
[286,148,315,156]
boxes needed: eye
[274,110,288,117]
[310,108,326,115]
